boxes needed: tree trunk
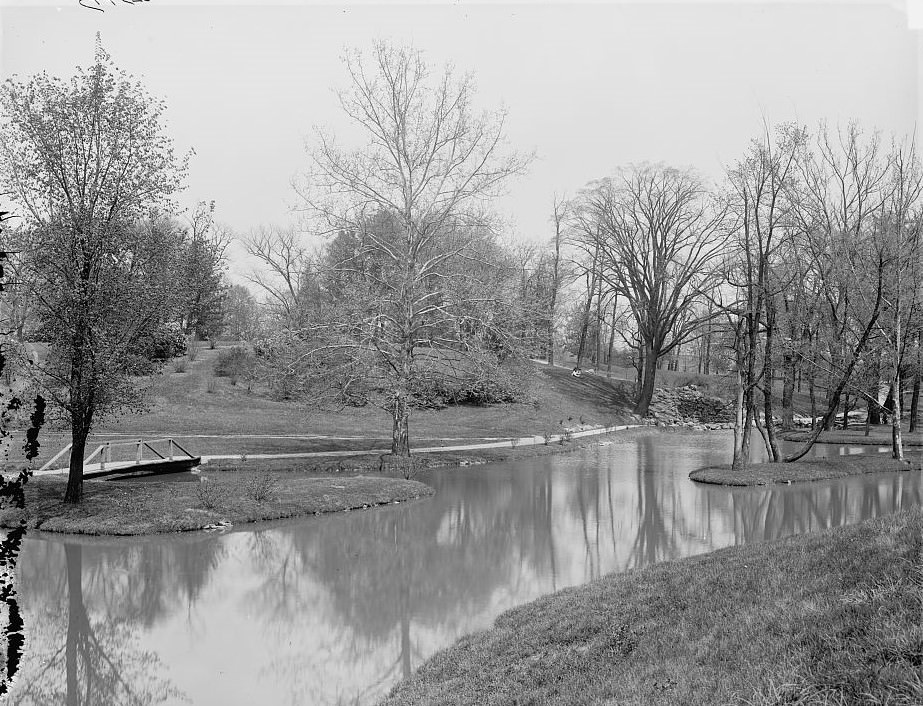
[391,391,410,457]
[781,352,795,430]
[909,376,919,433]
[64,424,88,504]
[731,366,747,471]
[575,248,599,369]
[762,326,780,462]
[595,278,604,368]
[892,372,904,461]
[883,384,895,425]
[633,343,659,416]
[808,369,816,430]
[605,296,617,378]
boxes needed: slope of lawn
[1,348,637,470]
[382,507,923,706]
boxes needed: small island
[690,456,915,486]
[1,472,433,536]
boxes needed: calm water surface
[8,431,922,706]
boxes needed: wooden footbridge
[37,437,201,479]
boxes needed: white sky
[1,1,920,279]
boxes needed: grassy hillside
[2,349,636,470]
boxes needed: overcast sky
[1,1,920,278]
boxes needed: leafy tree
[181,201,230,341]
[223,284,261,341]
[0,40,188,502]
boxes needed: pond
[7,430,922,705]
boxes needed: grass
[689,456,916,486]
[779,426,923,447]
[382,507,923,706]
[0,472,433,535]
[0,352,636,471]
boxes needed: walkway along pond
[7,430,922,705]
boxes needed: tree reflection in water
[4,434,921,706]
[9,541,187,706]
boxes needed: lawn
[1,349,636,471]
[382,507,923,706]
[779,426,923,447]
[0,472,433,535]
[689,456,916,485]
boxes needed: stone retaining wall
[643,385,735,430]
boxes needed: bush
[243,472,279,502]
[214,346,254,385]
[139,321,186,361]
[409,359,531,409]
[195,477,225,509]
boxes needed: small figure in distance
[571,367,581,378]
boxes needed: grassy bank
[779,427,923,447]
[382,507,923,706]
[0,472,433,535]
[689,456,914,486]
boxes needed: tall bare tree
[723,123,806,468]
[587,165,728,416]
[783,123,891,462]
[296,42,529,456]
[546,195,568,366]
[243,224,318,329]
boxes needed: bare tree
[587,165,729,416]
[723,123,806,468]
[295,42,530,456]
[783,123,892,461]
[873,138,923,460]
[243,224,318,330]
[546,195,568,365]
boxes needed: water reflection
[8,432,922,705]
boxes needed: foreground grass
[690,456,914,486]
[0,472,433,535]
[382,507,923,706]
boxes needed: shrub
[195,477,225,509]
[243,472,279,502]
[139,321,186,361]
[214,346,255,386]
[409,359,531,409]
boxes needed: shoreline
[0,474,434,536]
[689,456,915,486]
[381,507,923,705]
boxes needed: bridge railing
[38,437,197,473]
